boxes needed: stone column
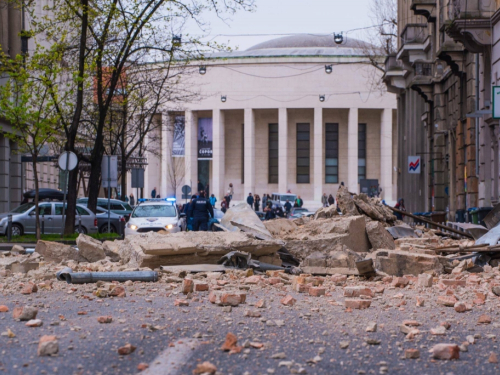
[313,108,324,201]
[213,109,225,201]
[161,114,168,197]
[164,114,175,197]
[380,109,393,202]
[347,108,359,193]
[184,110,198,193]
[278,108,288,193]
[244,108,256,195]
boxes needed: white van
[270,193,297,208]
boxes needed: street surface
[1,271,500,375]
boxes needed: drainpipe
[475,54,479,177]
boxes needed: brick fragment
[309,287,326,297]
[431,344,459,360]
[194,282,209,292]
[280,295,296,306]
[418,273,433,287]
[97,316,113,323]
[12,306,38,321]
[109,286,126,297]
[437,295,458,307]
[38,335,58,356]
[118,343,136,355]
[478,314,492,324]
[405,349,420,359]
[344,299,371,309]
[343,286,373,298]
[0,305,8,312]
[182,278,194,294]
[392,277,409,288]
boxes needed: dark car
[77,198,133,221]
[93,206,125,234]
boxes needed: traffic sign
[58,151,78,171]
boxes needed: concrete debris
[76,234,106,262]
[38,335,59,356]
[365,221,396,250]
[220,202,276,240]
[35,241,85,263]
[301,246,364,275]
[370,250,445,276]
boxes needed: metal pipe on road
[57,270,158,284]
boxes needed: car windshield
[281,195,296,201]
[132,205,176,218]
[123,204,133,211]
[10,203,35,213]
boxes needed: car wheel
[75,226,87,234]
[11,224,23,236]
[100,224,116,234]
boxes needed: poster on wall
[198,118,213,160]
[408,156,421,174]
[172,116,185,157]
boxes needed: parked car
[21,188,65,203]
[270,192,297,209]
[288,207,313,218]
[92,206,125,234]
[125,200,181,236]
[208,209,225,231]
[77,198,133,221]
[0,202,98,236]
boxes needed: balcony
[411,0,437,22]
[446,0,495,53]
[383,56,406,94]
[410,62,434,103]
[397,24,430,62]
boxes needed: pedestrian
[209,194,217,207]
[197,180,204,194]
[188,191,214,232]
[262,193,268,208]
[254,194,260,211]
[297,195,303,208]
[328,194,334,206]
[246,192,254,208]
[284,199,292,215]
[276,205,284,218]
[264,202,275,220]
[221,197,228,213]
[394,198,406,220]
[151,187,156,199]
[227,183,234,203]
[205,183,210,197]
[321,193,328,207]
[129,193,135,207]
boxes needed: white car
[125,200,182,236]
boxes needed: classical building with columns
[141,35,398,207]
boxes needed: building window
[358,123,366,182]
[296,123,310,183]
[325,123,339,183]
[268,124,279,184]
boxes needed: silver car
[0,202,98,236]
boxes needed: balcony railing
[385,55,404,72]
[400,24,429,46]
[449,0,495,20]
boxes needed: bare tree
[355,0,398,91]
[168,155,185,199]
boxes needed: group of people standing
[321,193,335,207]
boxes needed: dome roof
[247,34,370,50]
[210,34,374,59]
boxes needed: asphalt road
[1,275,500,375]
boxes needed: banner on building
[172,116,185,157]
[408,156,421,174]
[197,118,213,160]
[493,86,500,119]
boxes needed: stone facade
[386,0,500,219]
[142,35,398,207]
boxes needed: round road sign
[181,185,191,195]
[58,151,78,171]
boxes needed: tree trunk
[64,0,89,235]
[87,156,103,214]
[32,158,40,240]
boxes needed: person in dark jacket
[284,200,292,215]
[254,194,260,211]
[247,193,254,207]
[197,180,204,194]
[151,187,157,199]
[328,194,335,206]
[264,203,275,220]
[276,205,285,218]
[188,191,214,231]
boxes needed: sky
[188,0,375,51]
